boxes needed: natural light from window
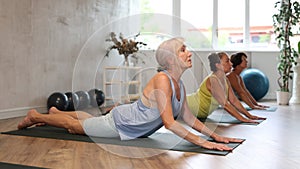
[136,0,297,51]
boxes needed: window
[136,0,173,49]
[218,0,245,49]
[181,0,213,49]
[136,0,281,50]
[249,0,278,49]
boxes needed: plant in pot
[272,0,300,105]
[105,32,147,66]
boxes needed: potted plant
[105,32,147,66]
[272,0,300,105]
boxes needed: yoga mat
[245,106,277,112]
[0,162,47,169]
[2,126,244,156]
[199,114,264,125]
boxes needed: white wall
[250,51,279,99]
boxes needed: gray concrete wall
[0,0,132,118]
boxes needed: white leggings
[83,113,120,138]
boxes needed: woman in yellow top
[187,52,266,123]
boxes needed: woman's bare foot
[49,106,60,114]
[17,109,39,129]
[34,108,57,126]
[35,107,58,126]
[35,123,46,127]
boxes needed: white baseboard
[0,106,48,120]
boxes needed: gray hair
[208,52,228,72]
[155,37,185,71]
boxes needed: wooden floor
[1,101,300,169]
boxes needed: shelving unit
[103,66,142,106]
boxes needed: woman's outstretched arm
[226,79,266,121]
[180,92,243,144]
[154,74,236,151]
[208,76,259,123]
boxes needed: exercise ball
[47,92,69,111]
[75,91,90,110]
[240,68,269,101]
[88,88,105,107]
[65,92,79,111]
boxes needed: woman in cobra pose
[227,52,269,109]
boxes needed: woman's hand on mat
[201,141,232,151]
[239,118,259,124]
[248,115,266,120]
[213,135,244,144]
[258,104,269,108]
[251,105,266,110]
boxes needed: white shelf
[104,66,142,70]
[103,66,142,106]
[105,94,140,101]
[105,80,140,85]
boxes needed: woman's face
[178,45,192,69]
[220,54,232,73]
[240,55,248,69]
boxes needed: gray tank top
[111,70,185,140]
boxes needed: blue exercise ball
[240,68,269,101]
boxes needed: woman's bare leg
[35,107,93,126]
[18,109,85,134]
[49,107,93,120]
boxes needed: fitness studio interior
[1,0,300,169]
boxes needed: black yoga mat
[0,162,47,169]
[199,114,264,125]
[2,126,244,156]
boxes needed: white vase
[276,91,291,105]
[123,54,135,67]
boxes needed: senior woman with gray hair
[18,37,242,151]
